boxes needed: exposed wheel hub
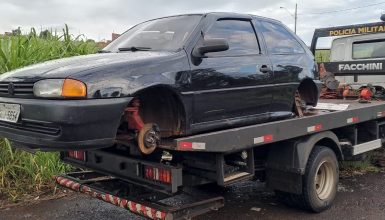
[315,160,335,200]
[143,124,161,149]
[138,123,160,155]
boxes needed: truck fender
[266,131,341,194]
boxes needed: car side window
[205,19,260,56]
[259,20,304,54]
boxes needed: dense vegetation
[0,25,98,203]
[0,25,98,73]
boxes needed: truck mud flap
[55,171,224,220]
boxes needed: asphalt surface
[2,172,385,220]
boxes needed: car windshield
[104,15,202,52]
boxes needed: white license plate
[0,103,20,123]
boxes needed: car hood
[0,51,177,82]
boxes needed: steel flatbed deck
[166,99,385,153]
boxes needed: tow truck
[55,17,385,220]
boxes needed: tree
[12,27,21,36]
[39,29,52,39]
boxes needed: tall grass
[0,140,72,202]
[0,24,98,74]
[0,25,98,202]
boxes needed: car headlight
[33,79,87,98]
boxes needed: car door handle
[260,65,271,73]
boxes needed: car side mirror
[192,38,229,57]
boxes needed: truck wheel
[301,145,339,212]
[275,146,338,212]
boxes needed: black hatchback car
[0,12,320,153]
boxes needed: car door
[256,19,309,115]
[187,15,274,130]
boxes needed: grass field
[0,25,98,203]
[0,25,97,74]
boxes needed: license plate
[0,103,20,123]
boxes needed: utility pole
[294,3,298,34]
[280,3,298,34]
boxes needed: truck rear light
[68,150,86,161]
[144,165,171,184]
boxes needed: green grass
[0,25,98,203]
[0,140,72,202]
[341,152,383,174]
[0,25,98,74]
[341,160,381,173]
[315,49,331,62]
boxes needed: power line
[299,1,385,15]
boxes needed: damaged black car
[0,12,320,153]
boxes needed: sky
[0,0,384,47]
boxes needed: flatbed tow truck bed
[56,98,385,220]
[170,99,385,153]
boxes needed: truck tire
[302,145,339,212]
[275,145,339,212]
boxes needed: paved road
[2,172,385,220]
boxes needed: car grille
[0,120,60,136]
[0,82,34,98]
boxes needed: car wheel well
[297,78,319,107]
[131,86,186,137]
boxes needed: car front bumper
[0,97,132,151]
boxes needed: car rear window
[259,20,304,54]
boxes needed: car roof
[206,12,282,24]
[141,12,282,24]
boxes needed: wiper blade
[118,46,152,52]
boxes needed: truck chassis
[57,98,385,219]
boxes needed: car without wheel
[0,12,320,153]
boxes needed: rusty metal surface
[294,91,304,117]
[125,99,144,131]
